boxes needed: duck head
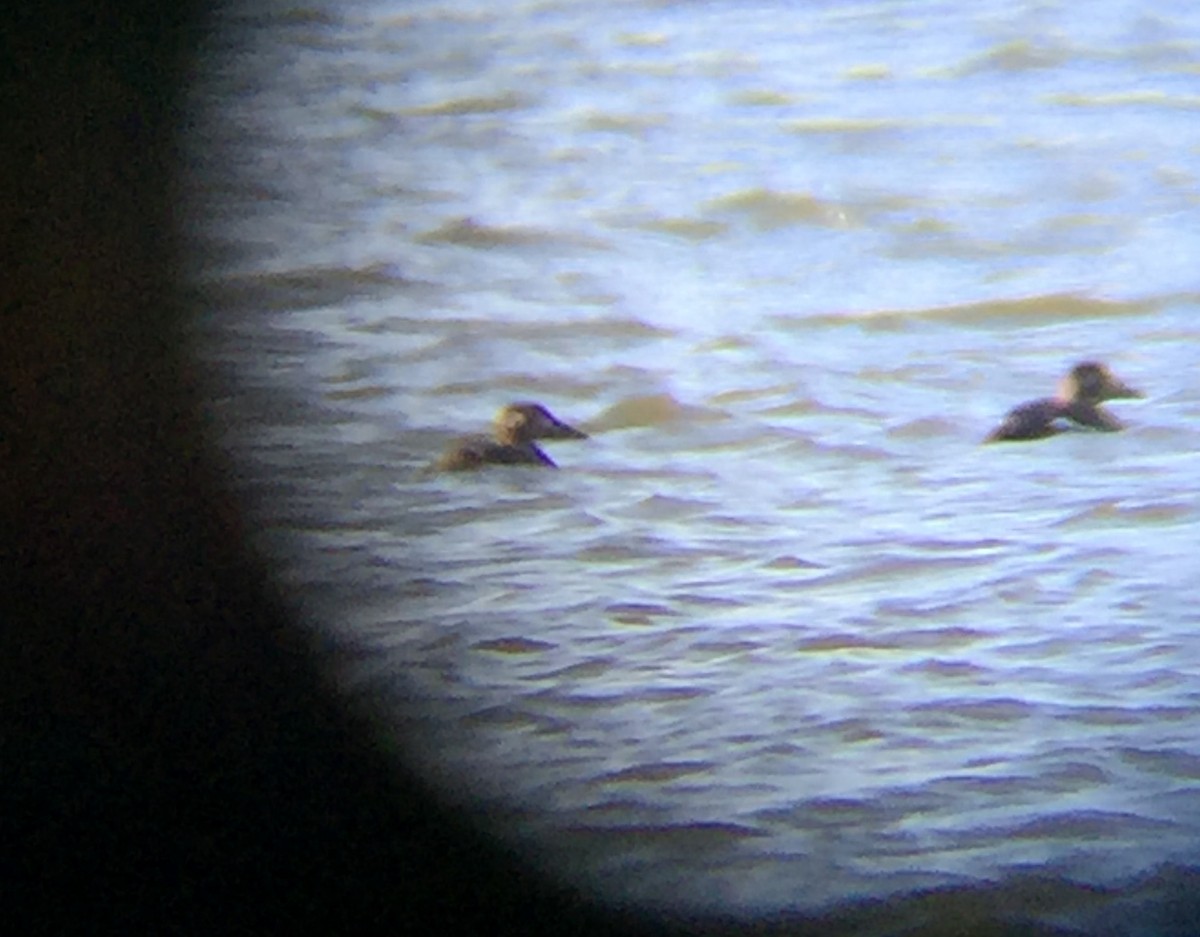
[494,402,589,446]
[1060,361,1142,405]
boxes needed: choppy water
[186,0,1200,929]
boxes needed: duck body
[436,402,588,471]
[436,435,559,470]
[985,361,1142,443]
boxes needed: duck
[435,402,589,470]
[985,361,1142,443]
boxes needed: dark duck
[985,361,1142,443]
[435,402,588,470]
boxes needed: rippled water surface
[187,0,1200,928]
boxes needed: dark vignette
[3,2,1199,934]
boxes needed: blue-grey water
[186,0,1200,930]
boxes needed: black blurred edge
[2,1,1199,934]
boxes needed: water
[185,0,1200,929]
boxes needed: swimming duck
[435,402,588,470]
[985,361,1142,443]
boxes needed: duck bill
[544,418,588,440]
[1106,379,1143,400]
